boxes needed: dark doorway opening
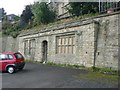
[42,40,48,63]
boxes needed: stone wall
[19,12,120,70]
[0,36,19,52]
[94,14,119,69]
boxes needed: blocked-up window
[24,40,29,55]
[29,39,35,55]
[24,39,36,55]
[56,35,75,54]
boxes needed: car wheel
[7,67,15,74]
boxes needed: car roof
[0,52,16,54]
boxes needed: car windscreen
[14,53,24,59]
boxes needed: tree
[19,5,33,28]
[0,8,6,21]
[14,15,20,21]
[32,2,56,25]
[67,2,99,17]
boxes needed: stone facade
[0,36,19,52]
[18,11,119,70]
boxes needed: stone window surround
[29,39,36,56]
[24,38,36,56]
[24,40,29,55]
[55,30,82,54]
[56,34,75,54]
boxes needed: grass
[47,61,85,69]
[74,65,119,83]
[25,60,42,64]
[89,66,119,75]
[75,71,120,84]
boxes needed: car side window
[0,54,8,60]
[8,54,14,60]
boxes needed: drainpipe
[93,21,100,68]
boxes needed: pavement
[2,62,119,88]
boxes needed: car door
[0,54,2,71]
[0,54,9,71]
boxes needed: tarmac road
[2,62,119,88]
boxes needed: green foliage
[0,8,6,21]
[91,66,100,72]
[75,72,119,84]
[47,61,85,69]
[32,2,56,25]
[2,21,12,30]
[67,2,99,17]
[90,66,119,75]
[14,15,20,21]
[2,22,21,38]
[2,5,33,38]
[47,62,56,66]
[20,5,33,28]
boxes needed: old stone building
[48,1,69,19]
[18,11,119,70]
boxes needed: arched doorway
[42,40,48,63]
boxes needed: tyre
[7,66,15,74]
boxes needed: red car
[0,52,25,74]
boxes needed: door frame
[42,40,48,63]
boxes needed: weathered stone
[1,11,119,70]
